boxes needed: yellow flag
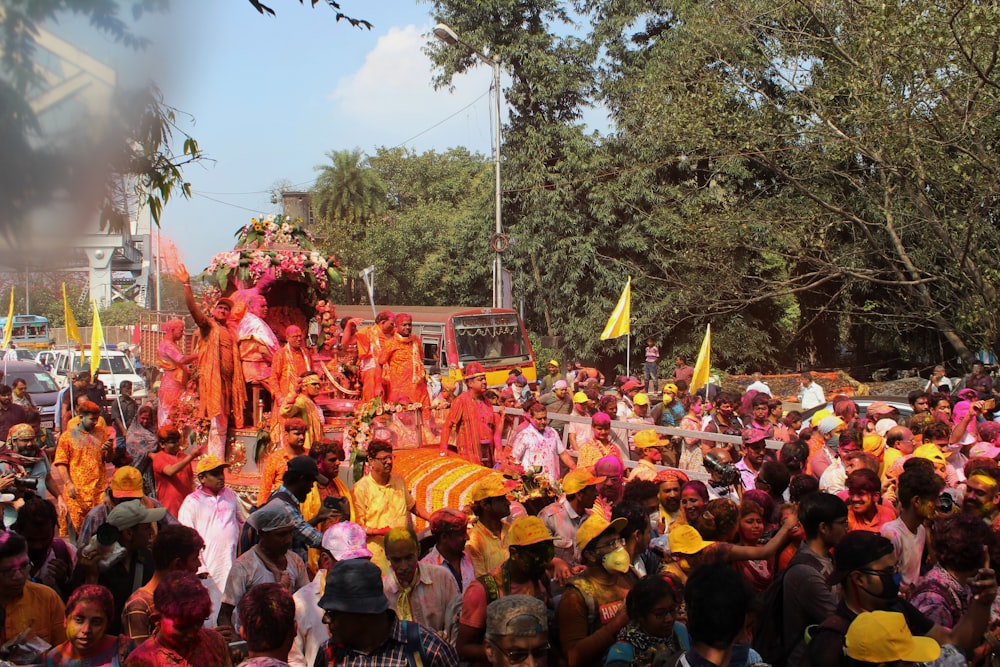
[690,324,712,394]
[600,277,631,340]
[90,301,104,376]
[1,288,13,349]
[63,283,81,343]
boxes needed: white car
[50,348,147,399]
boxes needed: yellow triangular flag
[90,301,104,376]
[1,288,13,349]
[63,283,81,343]
[690,324,712,394]
[600,277,631,340]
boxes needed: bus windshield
[454,313,531,365]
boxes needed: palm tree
[310,149,385,227]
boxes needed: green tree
[585,0,1000,365]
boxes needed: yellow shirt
[353,473,415,573]
[467,519,508,577]
[577,439,624,470]
[5,581,66,647]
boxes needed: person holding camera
[259,455,335,567]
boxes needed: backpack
[237,490,298,557]
[441,570,508,650]
[750,549,823,667]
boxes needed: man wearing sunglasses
[484,595,550,667]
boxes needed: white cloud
[330,24,495,152]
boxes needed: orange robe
[194,316,245,427]
[357,325,390,401]
[271,344,313,404]
[380,334,430,406]
[54,427,108,535]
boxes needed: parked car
[800,396,914,425]
[0,360,61,429]
[49,349,147,399]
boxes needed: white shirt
[509,424,565,482]
[289,570,329,667]
[746,380,772,396]
[178,485,246,618]
[818,458,846,494]
[798,382,826,411]
[383,563,460,633]
[880,518,925,588]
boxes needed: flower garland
[205,214,342,297]
[344,397,424,479]
[510,467,561,504]
[315,300,340,353]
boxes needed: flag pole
[626,333,631,378]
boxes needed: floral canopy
[205,214,342,300]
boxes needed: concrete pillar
[85,247,114,308]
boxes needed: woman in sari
[124,406,158,498]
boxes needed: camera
[323,496,349,515]
[12,478,36,490]
[704,451,741,488]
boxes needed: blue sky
[112,2,501,270]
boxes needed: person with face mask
[807,530,997,667]
[879,466,944,597]
[455,516,555,667]
[557,514,633,667]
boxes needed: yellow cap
[810,409,834,427]
[561,468,606,495]
[576,513,627,554]
[196,454,231,475]
[661,383,678,395]
[467,475,518,503]
[633,429,663,449]
[913,443,946,469]
[547,359,560,367]
[633,393,650,406]
[508,516,555,546]
[573,392,589,404]
[668,525,714,555]
[845,611,940,663]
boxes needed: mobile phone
[986,398,996,411]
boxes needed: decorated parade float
[161,214,547,516]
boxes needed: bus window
[422,340,439,367]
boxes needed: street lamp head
[433,23,459,46]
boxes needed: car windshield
[69,355,134,375]
[21,372,58,393]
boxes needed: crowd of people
[3,332,1000,667]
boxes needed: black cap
[830,531,895,585]
[286,455,319,479]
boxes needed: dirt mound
[722,371,869,398]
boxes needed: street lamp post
[433,22,504,309]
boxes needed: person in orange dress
[258,418,308,505]
[177,263,246,460]
[156,319,197,427]
[380,313,430,406]
[54,401,113,536]
[271,325,314,410]
[357,311,395,401]
[438,362,502,467]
